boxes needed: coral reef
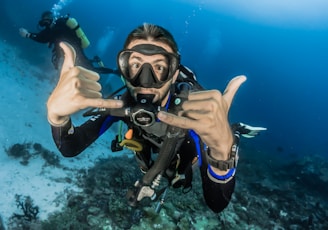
[39,152,328,229]
[4,146,327,229]
[5,143,31,166]
[7,195,40,229]
[12,195,39,221]
[5,142,60,167]
[0,215,5,230]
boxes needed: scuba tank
[66,17,90,49]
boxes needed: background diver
[19,10,117,75]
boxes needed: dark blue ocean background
[1,0,328,229]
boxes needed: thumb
[59,42,76,77]
[223,75,247,109]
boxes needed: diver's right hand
[19,28,30,38]
[46,42,123,126]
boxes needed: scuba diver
[46,23,266,213]
[19,10,116,74]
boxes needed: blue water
[1,0,328,228]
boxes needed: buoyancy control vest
[119,66,204,205]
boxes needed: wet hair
[41,11,54,20]
[123,23,179,54]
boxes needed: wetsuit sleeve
[199,161,235,213]
[195,137,236,213]
[29,28,53,43]
[188,130,235,213]
[51,115,119,157]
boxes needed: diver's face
[123,40,179,106]
[39,17,54,28]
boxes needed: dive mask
[39,18,53,27]
[117,44,180,88]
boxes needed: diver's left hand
[158,75,246,163]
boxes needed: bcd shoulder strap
[178,65,204,90]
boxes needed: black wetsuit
[29,16,115,74]
[50,80,236,213]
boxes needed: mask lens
[151,59,169,81]
[127,53,169,81]
[117,44,180,88]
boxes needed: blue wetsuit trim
[189,130,202,166]
[99,116,117,135]
[208,166,236,180]
[156,94,171,122]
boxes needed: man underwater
[46,23,265,212]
